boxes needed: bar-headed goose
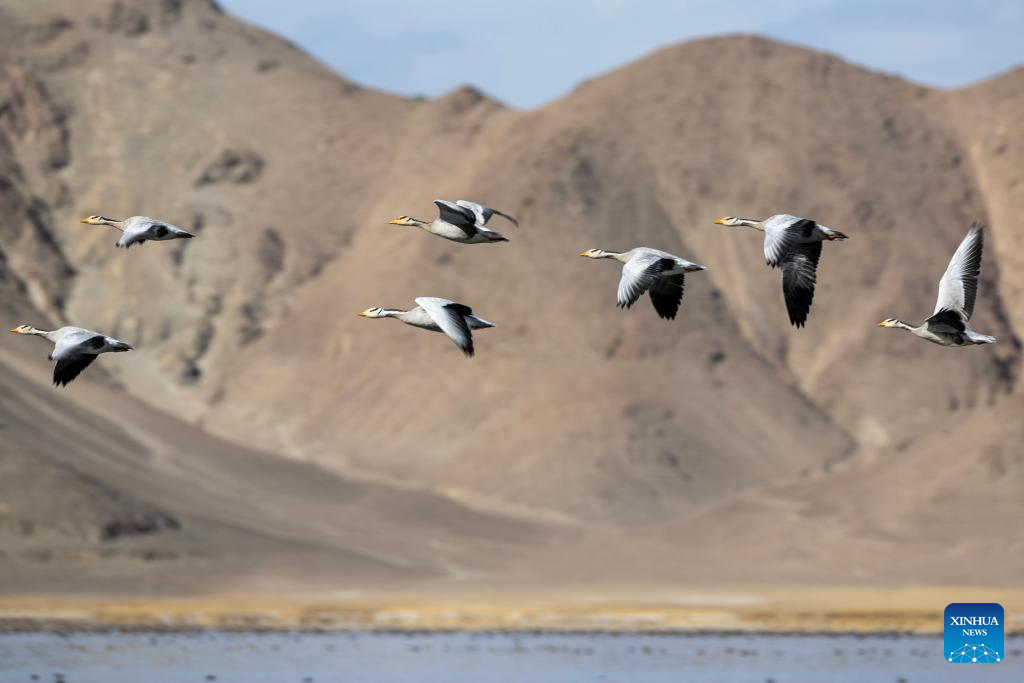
[714,214,848,327]
[878,223,996,346]
[388,200,511,244]
[8,325,133,386]
[579,247,707,320]
[359,297,495,356]
[81,214,194,249]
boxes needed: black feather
[649,273,685,320]
[794,219,817,238]
[52,354,97,387]
[781,241,822,327]
[925,308,967,334]
[442,306,474,357]
[492,208,519,227]
[445,303,474,318]
[958,224,983,319]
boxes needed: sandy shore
[1,586,1021,634]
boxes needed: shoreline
[2,586,1021,635]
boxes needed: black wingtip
[788,310,809,327]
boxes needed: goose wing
[117,220,151,248]
[781,241,822,327]
[53,354,98,387]
[648,273,685,320]
[924,308,967,335]
[51,333,106,387]
[933,223,983,321]
[415,297,476,357]
[763,215,815,268]
[51,329,103,357]
[617,252,674,309]
[455,200,519,227]
[146,221,194,241]
[434,200,479,237]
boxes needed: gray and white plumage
[388,200,514,244]
[8,324,133,386]
[878,223,995,347]
[934,223,983,321]
[454,200,519,227]
[579,247,707,320]
[359,297,495,356]
[81,214,195,249]
[715,214,849,327]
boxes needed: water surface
[1,631,1021,682]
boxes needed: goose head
[388,215,419,227]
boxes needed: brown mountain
[0,0,1021,599]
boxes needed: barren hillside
[0,0,1020,596]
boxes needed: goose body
[878,223,995,347]
[579,247,707,320]
[388,200,515,244]
[359,297,495,356]
[715,214,849,327]
[81,214,195,249]
[8,324,133,386]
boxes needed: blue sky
[220,1,1023,108]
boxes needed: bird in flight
[9,324,133,386]
[715,214,848,327]
[878,223,995,346]
[359,297,495,356]
[579,247,707,320]
[81,214,194,249]
[388,200,517,244]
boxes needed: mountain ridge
[0,0,1020,595]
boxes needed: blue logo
[945,603,1003,663]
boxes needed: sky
[219,1,1023,109]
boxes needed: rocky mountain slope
[0,0,1020,595]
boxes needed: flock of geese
[9,201,996,386]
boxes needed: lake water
[1,631,1021,682]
